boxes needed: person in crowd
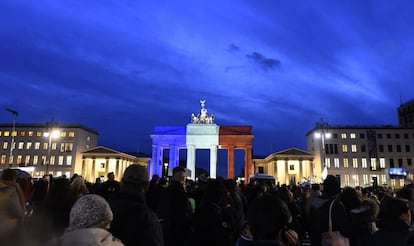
[237,194,300,246]
[101,172,120,201]
[277,185,304,241]
[146,174,162,211]
[89,177,103,195]
[338,186,379,246]
[224,178,248,242]
[157,166,192,246]
[60,194,123,246]
[109,164,163,246]
[70,175,89,200]
[0,168,25,243]
[396,185,414,225]
[370,197,414,245]
[309,175,349,246]
[193,179,236,246]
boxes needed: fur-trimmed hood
[349,198,379,225]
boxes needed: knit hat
[198,173,209,183]
[122,164,148,186]
[68,194,113,231]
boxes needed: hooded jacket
[61,228,124,246]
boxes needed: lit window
[60,131,67,137]
[41,156,46,165]
[344,175,350,186]
[0,131,2,136]
[371,158,377,170]
[379,158,386,168]
[36,132,42,137]
[28,131,33,137]
[362,158,368,168]
[3,142,8,149]
[87,136,91,142]
[69,132,75,137]
[8,156,13,164]
[58,156,64,165]
[65,171,71,178]
[43,143,48,150]
[56,171,62,177]
[4,131,10,136]
[341,133,347,139]
[351,144,357,152]
[342,145,348,153]
[25,155,30,165]
[1,155,6,164]
[35,142,40,149]
[400,179,405,187]
[66,156,72,165]
[33,156,38,165]
[12,131,17,137]
[391,179,396,188]
[18,142,24,149]
[352,158,358,168]
[326,158,331,168]
[20,131,25,137]
[350,133,356,139]
[381,174,387,185]
[17,155,22,165]
[50,156,55,165]
[65,143,73,152]
[26,142,32,150]
[353,175,359,186]
[343,158,349,168]
[334,158,339,168]
[363,175,369,185]
[52,143,57,150]
[60,143,65,152]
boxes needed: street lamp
[6,108,18,167]
[43,122,60,175]
[314,120,331,181]
[164,163,169,178]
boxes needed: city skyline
[1,1,414,163]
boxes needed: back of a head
[339,186,363,210]
[68,194,113,231]
[381,197,410,219]
[323,175,340,196]
[247,194,291,241]
[172,166,186,184]
[1,168,17,182]
[121,164,148,191]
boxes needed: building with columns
[253,148,314,185]
[149,101,254,181]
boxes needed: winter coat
[61,228,124,246]
[346,199,378,246]
[370,218,414,246]
[109,191,163,246]
[236,235,284,246]
[309,196,349,246]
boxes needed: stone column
[187,145,196,180]
[227,146,235,179]
[105,158,110,177]
[299,159,303,182]
[82,158,86,178]
[91,158,96,181]
[285,159,289,184]
[169,145,179,169]
[210,145,218,179]
[244,146,253,181]
[151,144,162,177]
[274,160,278,183]
[115,158,120,180]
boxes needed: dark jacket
[109,191,163,246]
[347,199,378,246]
[310,196,349,246]
[236,235,284,246]
[370,218,414,246]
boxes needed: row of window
[342,174,408,187]
[0,154,73,166]
[0,130,76,138]
[325,157,412,169]
[327,132,414,140]
[3,141,74,152]
[325,143,412,154]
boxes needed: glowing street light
[44,122,60,175]
[164,162,169,178]
[314,119,331,181]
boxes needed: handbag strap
[328,200,335,232]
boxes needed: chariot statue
[190,100,215,124]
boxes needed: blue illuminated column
[150,144,162,178]
[169,145,179,169]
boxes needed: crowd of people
[1,166,414,246]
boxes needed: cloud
[227,43,240,53]
[246,52,281,71]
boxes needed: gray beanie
[68,194,113,231]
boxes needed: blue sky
[1,1,414,175]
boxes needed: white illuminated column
[44,127,60,175]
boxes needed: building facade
[398,99,414,128]
[306,123,414,188]
[0,122,98,178]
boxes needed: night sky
[1,1,414,175]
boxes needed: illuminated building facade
[306,125,414,188]
[0,123,98,178]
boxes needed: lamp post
[44,122,60,175]
[6,108,18,167]
[314,120,331,181]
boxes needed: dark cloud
[246,52,281,71]
[227,43,240,52]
